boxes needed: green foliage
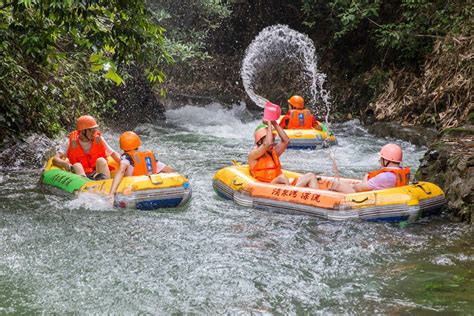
[148,0,231,63]
[302,0,471,64]
[0,0,170,138]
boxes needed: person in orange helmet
[330,143,411,193]
[108,131,175,197]
[248,120,319,188]
[52,115,120,180]
[279,95,323,131]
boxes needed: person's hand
[262,119,271,126]
[107,193,115,206]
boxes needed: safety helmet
[119,131,142,151]
[288,95,304,109]
[379,143,403,163]
[76,115,98,131]
[254,124,277,144]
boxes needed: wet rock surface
[0,133,57,170]
[367,122,438,146]
[416,124,474,223]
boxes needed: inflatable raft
[283,128,337,149]
[213,164,445,222]
[277,117,337,149]
[41,158,191,210]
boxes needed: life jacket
[68,130,106,174]
[366,166,411,187]
[286,110,313,129]
[250,148,282,182]
[126,150,157,176]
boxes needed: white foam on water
[165,102,260,140]
[66,192,115,211]
[241,24,331,122]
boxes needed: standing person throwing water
[248,119,319,188]
[330,143,411,193]
[52,115,120,180]
[279,95,323,131]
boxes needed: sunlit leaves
[0,0,171,137]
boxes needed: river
[1,104,472,313]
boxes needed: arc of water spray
[241,24,340,177]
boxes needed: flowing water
[0,104,472,314]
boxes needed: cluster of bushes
[0,0,230,142]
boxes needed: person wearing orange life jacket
[330,143,411,193]
[279,95,323,131]
[52,115,120,180]
[108,131,175,197]
[248,120,319,189]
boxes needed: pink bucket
[263,101,281,121]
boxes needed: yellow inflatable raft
[41,158,191,210]
[277,116,336,149]
[213,163,445,222]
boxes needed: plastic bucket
[263,102,281,121]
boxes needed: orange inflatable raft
[213,163,445,222]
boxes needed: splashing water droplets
[241,25,331,122]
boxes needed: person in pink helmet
[330,143,411,193]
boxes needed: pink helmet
[379,143,403,163]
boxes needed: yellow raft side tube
[42,157,191,210]
[213,164,445,222]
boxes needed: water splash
[241,25,331,122]
[165,102,260,139]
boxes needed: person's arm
[353,182,371,192]
[52,141,73,171]
[155,159,175,173]
[52,152,73,171]
[160,165,175,173]
[272,121,289,156]
[110,151,121,163]
[279,113,289,128]
[102,137,121,163]
[109,160,129,195]
[248,125,272,169]
[312,117,323,131]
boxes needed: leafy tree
[0,0,171,138]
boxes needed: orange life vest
[366,166,411,187]
[68,130,106,174]
[126,150,157,176]
[250,149,282,182]
[286,110,313,129]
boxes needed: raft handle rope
[148,175,163,185]
[351,197,369,203]
[414,183,432,195]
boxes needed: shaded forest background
[1,0,472,139]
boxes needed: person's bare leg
[295,173,319,189]
[271,174,290,185]
[329,180,355,193]
[95,157,111,179]
[72,163,86,177]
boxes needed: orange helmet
[119,131,141,151]
[379,143,403,163]
[288,95,304,109]
[76,115,98,131]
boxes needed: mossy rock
[442,126,474,137]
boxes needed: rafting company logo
[52,173,74,186]
[271,188,321,202]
